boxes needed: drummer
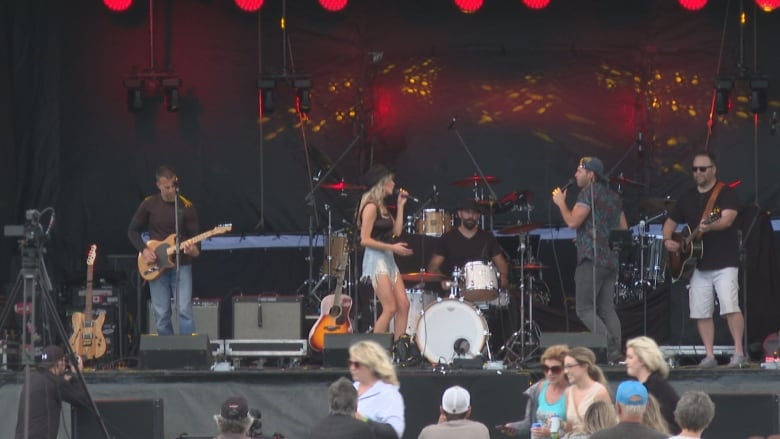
[427,198,509,294]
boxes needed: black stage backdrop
[2,0,780,345]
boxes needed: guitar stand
[0,238,112,439]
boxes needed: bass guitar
[668,209,721,283]
[138,224,232,281]
[308,241,352,352]
[69,244,107,360]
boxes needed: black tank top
[363,203,394,243]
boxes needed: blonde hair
[566,346,609,388]
[643,394,670,434]
[349,340,399,386]
[626,336,669,378]
[583,400,618,434]
[541,344,569,364]
[357,174,393,228]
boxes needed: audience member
[310,377,375,439]
[589,380,667,439]
[562,400,618,439]
[668,391,715,439]
[349,340,405,439]
[562,347,611,435]
[213,396,253,439]
[642,394,670,435]
[625,336,680,433]
[417,385,490,439]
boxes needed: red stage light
[103,0,133,12]
[234,0,264,12]
[522,0,551,10]
[454,0,483,13]
[755,0,780,11]
[318,0,348,12]
[678,0,707,11]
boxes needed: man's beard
[462,219,478,230]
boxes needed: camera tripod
[0,243,112,439]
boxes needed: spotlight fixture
[123,78,143,111]
[714,77,734,115]
[162,77,182,112]
[293,78,313,114]
[123,71,182,112]
[749,76,769,114]
[257,78,276,115]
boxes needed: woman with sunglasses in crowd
[561,347,611,436]
[348,340,405,439]
[498,344,570,438]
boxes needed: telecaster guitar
[138,224,232,281]
[69,244,107,360]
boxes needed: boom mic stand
[449,119,499,230]
[0,211,111,439]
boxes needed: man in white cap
[417,385,489,439]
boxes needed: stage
[1,364,778,439]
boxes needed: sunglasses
[691,165,714,173]
[348,360,364,369]
[541,365,563,374]
[563,363,582,369]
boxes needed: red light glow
[678,0,707,11]
[318,0,348,12]
[755,0,780,11]
[455,0,483,13]
[522,0,551,10]
[103,0,133,12]
[234,0,264,12]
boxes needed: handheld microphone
[45,210,56,237]
[771,111,777,136]
[447,117,456,130]
[394,188,420,203]
[637,131,644,157]
[173,177,180,189]
[559,178,575,192]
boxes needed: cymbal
[499,223,543,234]
[450,175,502,188]
[512,263,550,270]
[639,196,676,212]
[611,175,646,187]
[401,272,444,282]
[321,181,366,191]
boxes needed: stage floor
[1,364,778,439]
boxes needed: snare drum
[321,233,348,275]
[415,299,487,364]
[390,289,436,337]
[462,261,499,302]
[416,209,453,237]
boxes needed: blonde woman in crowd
[349,340,405,439]
[562,347,611,435]
[562,400,618,439]
[642,394,670,435]
[625,336,679,433]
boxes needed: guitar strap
[697,182,725,240]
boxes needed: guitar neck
[165,229,219,256]
[84,268,94,322]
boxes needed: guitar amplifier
[147,298,220,340]
[232,294,303,339]
[72,287,119,307]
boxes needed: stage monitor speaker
[72,398,164,439]
[147,298,220,340]
[540,332,607,364]
[139,334,211,370]
[323,333,393,368]
[233,295,303,339]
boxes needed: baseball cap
[579,156,607,181]
[41,345,65,365]
[221,396,249,420]
[616,380,648,406]
[441,385,471,415]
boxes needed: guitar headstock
[215,223,233,233]
[87,244,97,266]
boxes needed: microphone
[173,177,180,189]
[447,117,456,130]
[45,210,55,237]
[432,184,439,204]
[559,178,575,192]
[394,188,420,203]
[637,131,644,157]
[771,111,777,136]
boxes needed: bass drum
[415,299,487,364]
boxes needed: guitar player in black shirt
[661,151,744,368]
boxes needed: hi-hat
[499,223,543,234]
[611,175,646,187]
[639,196,676,212]
[321,181,366,191]
[450,175,502,188]
[401,272,444,282]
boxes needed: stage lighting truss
[123,72,182,113]
[256,74,313,116]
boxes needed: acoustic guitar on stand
[137,224,232,281]
[308,241,352,352]
[69,244,107,360]
[668,208,721,283]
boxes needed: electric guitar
[308,243,352,352]
[668,208,721,283]
[69,244,107,360]
[138,224,232,281]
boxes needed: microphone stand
[173,180,181,334]
[450,124,499,230]
[737,204,761,362]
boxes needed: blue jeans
[149,265,194,335]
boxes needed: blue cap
[616,380,648,406]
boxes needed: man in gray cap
[552,156,628,363]
[15,345,89,439]
[417,385,489,439]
